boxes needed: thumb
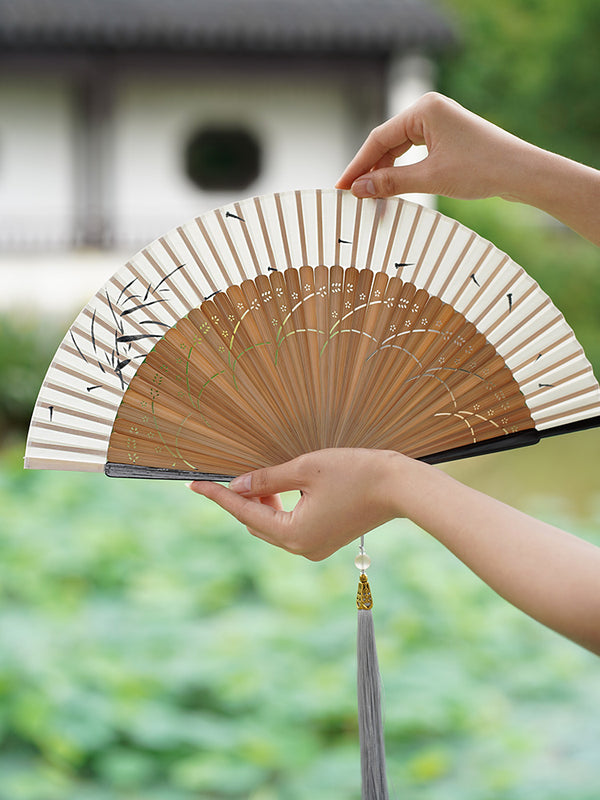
[228,460,302,497]
[351,161,434,199]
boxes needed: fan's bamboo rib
[176,225,219,294]
[349,197,363,268]
[334,190,344,266]
[380,198,404,273]
[315,189,325,266]
[29,439,107,458]
[30,400,111,431]
[234,200,263,275]
[536,398,600,427]
[294,190,309,267]
[365,199,382,271]
[31,420,110,442]
[252,196,277,272]
[399,203,424,267]
[274,193,293,269]
[214,210,248,281]
[409,211,442,287]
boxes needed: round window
[184,127,261,191]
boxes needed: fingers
[336,102,427,190]
[189,480,287,538]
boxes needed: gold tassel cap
[357,572,373,610]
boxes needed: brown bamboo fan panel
[24,189,600,478]
[107,266,532,475]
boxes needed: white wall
[111,71,356,246]
[0,76,76,246]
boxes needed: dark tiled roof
[0,0,456,54]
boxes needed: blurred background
[1,0,599,797]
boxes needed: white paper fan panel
[25,190,600,475]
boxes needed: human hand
[188,448,409,561]
[336,91,531,203]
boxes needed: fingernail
[229,474,251,494]
[352,178,375,197]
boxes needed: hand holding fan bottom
[25,191,600,798]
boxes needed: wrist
[380,451,441,521]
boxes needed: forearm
[393,457,600,654]
[500,142,600,245]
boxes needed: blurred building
[0,0,454,311]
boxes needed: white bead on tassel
[356,536,389,800]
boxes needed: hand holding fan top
[25,190,600,478]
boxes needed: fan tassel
[357,569,389,799]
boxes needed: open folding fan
[25,190,600,799]
[25,189,600,477]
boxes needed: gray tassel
[357,571,389,799]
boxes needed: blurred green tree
[439,0,600,167]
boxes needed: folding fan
[24,190,600,800]
[24,189,600,478]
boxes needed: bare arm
[189,449,600,655]
[336,92,600,246]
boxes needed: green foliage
[439,0,600,168]
[0,315,64,441]
[1,441,600,798]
